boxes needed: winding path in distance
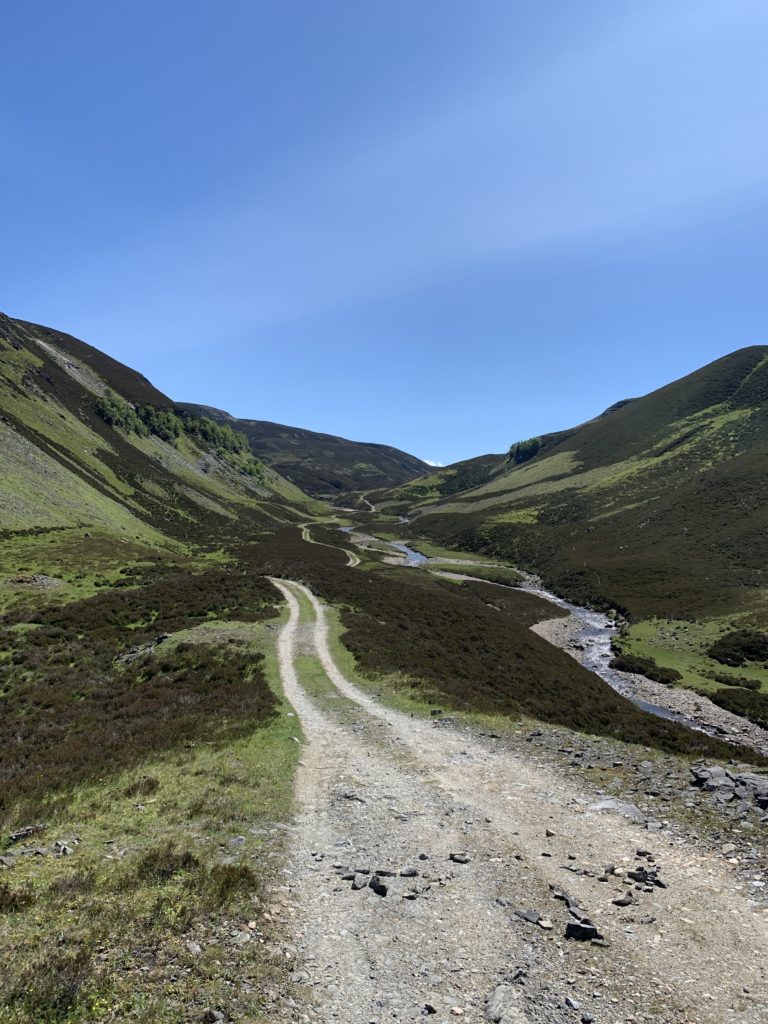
[299,522,360,567]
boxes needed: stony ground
[267,579,768,1024]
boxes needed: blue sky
[3,1,768,464]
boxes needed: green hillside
[375,346,768,702]
[369,452,505,511]
[179,402,429,497]
[0,313,320,582]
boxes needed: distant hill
[379,346,768,622]
[0,313,317,564]
[179,403,429,497]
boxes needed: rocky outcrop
[690,764,768,811]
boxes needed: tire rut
[270,579,767,1024]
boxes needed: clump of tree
[94,389,149,436]
[175,409,250,455]
[95,391,263,477]
[95,390,183,442]
[508,436,542,465]
[707,628,768,667]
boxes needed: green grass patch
[405,539,508,563]
[0,701,299,1023]
[427,563,522,586]
[618,618,768,695]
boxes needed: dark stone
[612,891,634,907]
[7,823,47,844]
[627,868,649,883]
[565,920,602,941]
[514,909,542,925]
[368,875,388,897]
[449,852,470,864]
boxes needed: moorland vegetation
[2,313,768,1021]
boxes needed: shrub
[0,563,278,822]
[7,946,92,1021]
[709,687,768,730]
[123,775,160,798]
[609,652,683,685]
[709,672,761,691]
[203,863,259,906]
[707,628,768,667]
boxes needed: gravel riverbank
[531,610,768,758]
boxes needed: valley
[1,315,767,1023]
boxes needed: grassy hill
[372,453,505,511]
[375,346,768,702]
[179,402,429,497]
[0,313,323,589]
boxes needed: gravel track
[300,523,361,567]
[269,578,767,1024]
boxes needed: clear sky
[3,2,768,465]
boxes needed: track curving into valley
[299,522,360,567]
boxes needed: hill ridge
[179,402,429,497]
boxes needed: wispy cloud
[424,459,444,468]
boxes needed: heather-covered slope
[379,346,768,623]
[180,403,429,497]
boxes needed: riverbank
[531,602,768,758]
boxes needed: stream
[514,575,699,727]
[340,526,702,730]
[386,541,429,566]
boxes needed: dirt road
[269,578,767,1024]
[300,523,361,567]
